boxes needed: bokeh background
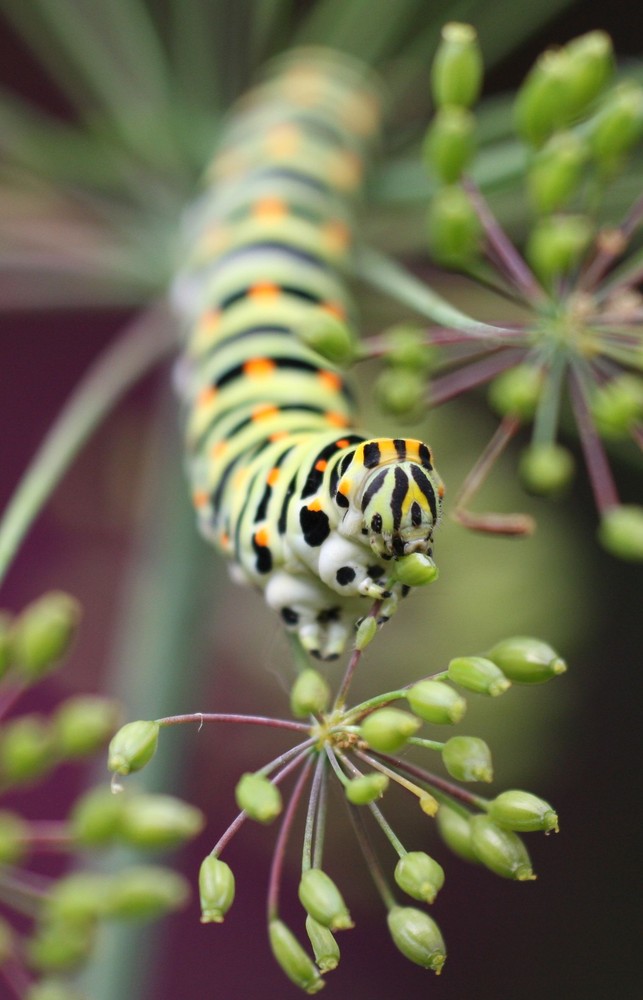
[1,2,641,998]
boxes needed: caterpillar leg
[264,570,353,661]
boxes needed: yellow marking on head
[337,479,350,496]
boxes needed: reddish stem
[568,364,620,513]
[266,754,315,920]
[428,347,527,407]
[157,712,309,733]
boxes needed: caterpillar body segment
[176,50,444,659]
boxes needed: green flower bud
[382,325,436,372]
[526,215,593,286]
[470,814,536,880]
[70,785,125,845]
[431,22,483,109]
[268,919,325,993]
[0,810,29,864]
[599,505,643,561]
[592,374,643,439]
[514,49,574,146]
[235,772,282,823]
[375,368,425,416]
[345,772,389,804]
[360,708,421,753]
[0,715,54,785]
[27,919,95,972]
[300,313,356,365]
[0,612,13,679]
[589,82,643,171]
[426,185,481,267]
[519,442,575,496]
[291,669,331,718]
[118,793,205,850]
[435,803,478,863]
[406,680,466,725]
[442,735,493,782]
[394,851,445,904]
[107,720,159,776]
[488,790,559,833]
[199,855,235,923]
[387,906,446,972]
[44,873,109,924]
[103,866,190,920]
[27,982,86,1000]
[447,656,511,697]
[305,915,340,972]
[354,615,378,650]
[12,592,81,680]
[488,364,543,420]
[564,31,613,116]
[298,869,353,931]
[527,132,587,213]
[486,636,567,684]
[423,106,476,183]
[52,696,121,758]
[393,553,438,588]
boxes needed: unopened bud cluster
[190,634,564,991]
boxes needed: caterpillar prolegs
[174,50,444,660]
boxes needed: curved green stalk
[0,302,178,590]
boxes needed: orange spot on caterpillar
[265,124,300,157]
[326,411,350,428]
[307,499,322,512]
[337,479,349,496]
[253,197,288,220]
[197,387,217,408]
[335,438,350,449]
[322,220,351,254]
[314,459,328,472]
[321,301,346,321]
[318,370,343,391]
[269,431,289,442]
[219,532,230,548]
[252,404,279,420]
[211,441,228,459]
[248,283,280,302]
[254,527,270,548]
[244,357,277,377]
[192,490,209,509]
[266,467,280,486]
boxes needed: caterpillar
[174,49,445,661]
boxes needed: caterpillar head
[359,462,443,559]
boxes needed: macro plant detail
[364,27,643,556]
[109,627,564,992]
[0,1,640,998]
[0,594,203,1000]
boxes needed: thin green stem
[157,712,309,734]
[302,751,325,873]
[267,755,315,921]
[375,752,488,810]
[0,303,178,590]
[407,737,445,752]
[311,757,328,872]
[346,802,396,910]
[336,748,407,858]
[356,248,515,340]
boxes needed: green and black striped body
[175,50,444,659]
